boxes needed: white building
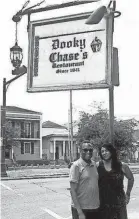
[42,121,78,162]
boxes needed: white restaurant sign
[27,12,113,92]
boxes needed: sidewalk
[1,167,70,181]
[1,164,139,181]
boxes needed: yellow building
[4,106,42,165]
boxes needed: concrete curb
[1,173,69,181]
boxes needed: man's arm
[122,163,134,204]
[69,164,85,219]
[70,182,84,217]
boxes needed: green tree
[5,121,20,150]
[76,105,137,154]
[114,119,137,152]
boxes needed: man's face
[81,143,93,162]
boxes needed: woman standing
[97,143,134,219]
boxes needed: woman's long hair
[99,143,122,172]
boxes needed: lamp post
[1,66,27,177]
[1,79,7,176]
[1,16,27,176]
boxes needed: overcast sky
[0,0,139,124]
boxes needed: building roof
[42,120,67,129]
[42,133,76,139]
[43,134,69,138]
[5,106,42,115]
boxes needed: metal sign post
[107,11,114,145]
[69,90,74,162]
[108,1,119,145]
[109,85,114,145]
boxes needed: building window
[24,122,31,138]
[5,149,10,159]
[24,142,31,153]
[21,142,34,154]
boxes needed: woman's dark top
[97,161,126,209]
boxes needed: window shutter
[21,122,24,138]
[37,122,40,138]
[21,142,24,154]
[31,142,34,154]
[31,122,34,138]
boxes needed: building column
[40,115,42,159]
[53,140,56,161]
[11,147,14,159]
[68,141,70,159]
[63,141,65,159]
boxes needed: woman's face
[101,147,111,161]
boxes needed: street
[1,175,139,219]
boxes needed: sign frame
[27,12,113,93]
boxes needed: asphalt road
[1,175,139,219]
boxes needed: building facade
[42,121,78,162]
[4,106,42,163]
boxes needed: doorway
[55,146,59,160]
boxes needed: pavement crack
[30,181,71,197]
[45,186,58,193]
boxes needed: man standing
[69,140,100,219]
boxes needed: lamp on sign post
[85,0,121,25]
[85,6,107,24]
[10,42,23,71]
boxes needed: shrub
[64,155,70,164]
[16,159,50,166]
